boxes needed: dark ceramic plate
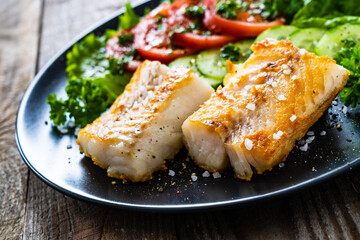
[16,0,360,211]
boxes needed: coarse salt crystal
[68,121,75,128]
[191,175,198,182]
[168,170,175,177]
[298,139,306,145]
[283,69,291,75]
[74,127,81,136]
[202,171,210,177]
[332,101,338,106]
[58,126,68,134]
[306,136,315,143]
[246,103,255,111]
[299,143,308,151]
[281,64,288,69]
[271,82,278,87]
[213,172,221,179]
[320,131,326,136]
[273,130,284,140]
[307,131,315,136]
[343,106,348,114]
[291,75,297,80]
[245,138,253,150]
[300,48,306,55]
[290,115,297,122]
[278,95,287,101]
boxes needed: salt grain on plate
[168,170,175,177]
[68,120,75,128]
[191,175,198,182]
[299,143,308,151]
[278,95,287,101]
[306,136,315,143]
[343,106,348,114]
[213,172,221,179]
[202,171,210,177]
[244,138,253,150]
[320,131,326,136]
[57,126,68,134]
[332,101,338,106]
[298,139,306,145]
[307,131,315,136]
[279,162,285,168]
[74,127,81,136]
[246,103,255,111]
[290,115,297,122]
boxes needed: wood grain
[0,0,42,239]
[0,0,359,239]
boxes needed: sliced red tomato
[106,32,142,72]
[172,32,236,49]
[132,3,195,64]
[203,0,284,37]
[168,0,236,50]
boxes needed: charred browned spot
[266,62,276,69]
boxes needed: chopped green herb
[216,0,249,20]
[144,7,151,15]
[117,33,134,45]
[220,43,241,62]
[47,79,108,128]
[335,38,360,107]
[119,3,140,30]
[156,14,165,24]
[185,6,205,18]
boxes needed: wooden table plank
[0,0,42,239]
[2,0,359,239]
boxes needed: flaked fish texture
[182,39,349,180]
[77,60,214,182]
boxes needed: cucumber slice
[289,28,325,53]
[316,24,360,58]
[233,38,254,63]
[169,55,222,88]
[168,55,197,68]
[196,49,228,80]
[255,26,298,43]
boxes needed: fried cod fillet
[182,39,349,180]
[77,60,214,182]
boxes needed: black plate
[16,0,360,211]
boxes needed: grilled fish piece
[182,39,349,180]
[77,60,214,182]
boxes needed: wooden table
[1,0,360,239]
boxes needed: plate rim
[15,0,360,212]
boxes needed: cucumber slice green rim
[315,24,360,58]
[289,28,325,53]
[196,49,228,80]
[255,25,298,43]
[169,55,223,88]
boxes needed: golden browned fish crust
[77,60,214,182]
[182,39,349,180]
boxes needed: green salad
[47,0,360,129]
